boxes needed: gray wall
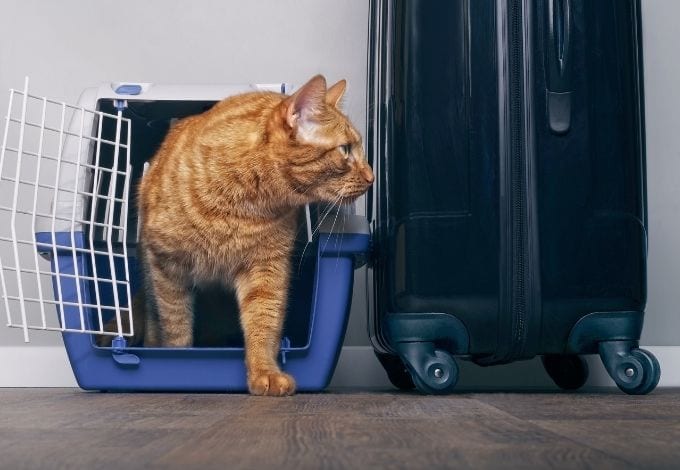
[640,0,680,345]
[0,0,370,347]
[0,0,678,353]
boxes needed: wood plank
[0,389,676,469]
[473,389,680,420]
[528,420,680,469]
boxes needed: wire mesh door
[0,78,134,342]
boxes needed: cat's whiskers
[335,208,347,272]
[321,182,352,257]
[297,194,343,274]
[321,196,344,254]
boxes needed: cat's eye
[339,143,352,157]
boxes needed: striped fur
[101,75,373,396]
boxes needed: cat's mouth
[338,187,371,204]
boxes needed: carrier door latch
[279,336,292,365]
[113,83,142,111]
[111,336,141,367]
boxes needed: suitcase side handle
[546,0,573,134]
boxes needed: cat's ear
[326,79,346,107]
[283,75,327,129]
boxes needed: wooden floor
[0,389,679,469]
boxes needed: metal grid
[0,78,134,342]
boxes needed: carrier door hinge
[113,99,128,112]
[111,336,140,367]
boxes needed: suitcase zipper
[496,0,531,363]
[470,0,538,367]
[509,0,528,359]
[477,0,532,366]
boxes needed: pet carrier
[0,78,369,391]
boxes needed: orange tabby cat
[106,75,373,396]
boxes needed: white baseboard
[0,346,77,387]
[1,345,678,389]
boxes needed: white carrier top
[37,82,290,235]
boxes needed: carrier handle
[546,0,573,134]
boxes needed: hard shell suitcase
[366,0,660,394]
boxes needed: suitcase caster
[375,352,415,390]
[395,342,458,395]
[541,354,589,391]
[598,341,661,395]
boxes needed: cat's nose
[361,165,375,184]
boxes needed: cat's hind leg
[235,260,295,396]
[145,251,194,348]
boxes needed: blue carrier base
[36,227,369,392]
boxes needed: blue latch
[111,336,140,367]
[279,336,291,365]
[113,99,127,112]
[114,84,142,95]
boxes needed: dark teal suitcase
[366,0,660,394]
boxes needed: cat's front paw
[248,371,296,396]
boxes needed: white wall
[0,0,678,386]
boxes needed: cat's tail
[95,291,146,347]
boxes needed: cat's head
[270,75,374,205]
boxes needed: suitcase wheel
[541,354,589,391]
[375,352,416,390]
[599,342,661,395]
[394,342,459,395]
